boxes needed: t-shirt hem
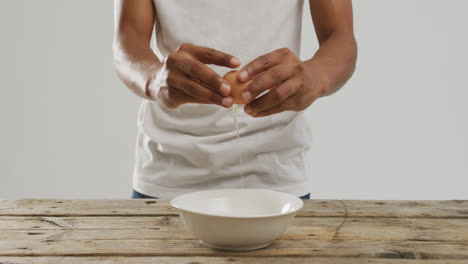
[133,177,312,200]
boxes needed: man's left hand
[238,48,328,117]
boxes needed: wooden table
[0,199,467,263]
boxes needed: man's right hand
[113,0,240,107]
[153,43,241,109]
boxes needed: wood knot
[160,216,170,225]
[377,250,417,259]
[27,231,43,235]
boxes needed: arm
[113,0,240,108]
[237,0,357,117]
[113,0,161,100]
[307,0,357,96]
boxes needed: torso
[133,0,313,199]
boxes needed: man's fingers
[179,78,233,107]
[241,64,294,103]
[158,86,204,108]
[188,44,240,68]
[245,78,298,115]
[238,48,291,82]
[166,71,233,107]
[173,56,232,96]
[162,42,241,107]
[251,93,301,117]
[251,103,284,117]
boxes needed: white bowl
[170,189,304,251]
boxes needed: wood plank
[0,216,187,230]
[284,217,468,242]
[0,200,343,217]
[0,199,179,217]
[343,200,468,219]
[0,237,466,259]
[1,199,466,218]
[0,256,466,264]
[1,216,467,242]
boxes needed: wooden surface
[0,199,467,264]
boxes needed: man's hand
[238,48,328,117]
[237,0,357,118]
[113,0,241,107]
[155,43,240,109]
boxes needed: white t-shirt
[133,0,313,199]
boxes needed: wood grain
[0,257,467,264]
[1,216,467,242]
[1,199,467,262]
[1,199,466,218]
[0,237,467,259]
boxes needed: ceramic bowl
[170,188,304,251]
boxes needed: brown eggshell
[223,70,252,105]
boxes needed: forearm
[112,29,163,100]
[303,31,357,97]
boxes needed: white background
[1,0,467,199]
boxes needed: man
[113,0,357,199]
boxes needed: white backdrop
[1,0,467,199]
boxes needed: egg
[223,70,252,104]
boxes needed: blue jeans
[132,189,310,199]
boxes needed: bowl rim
[170,188,304,219]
